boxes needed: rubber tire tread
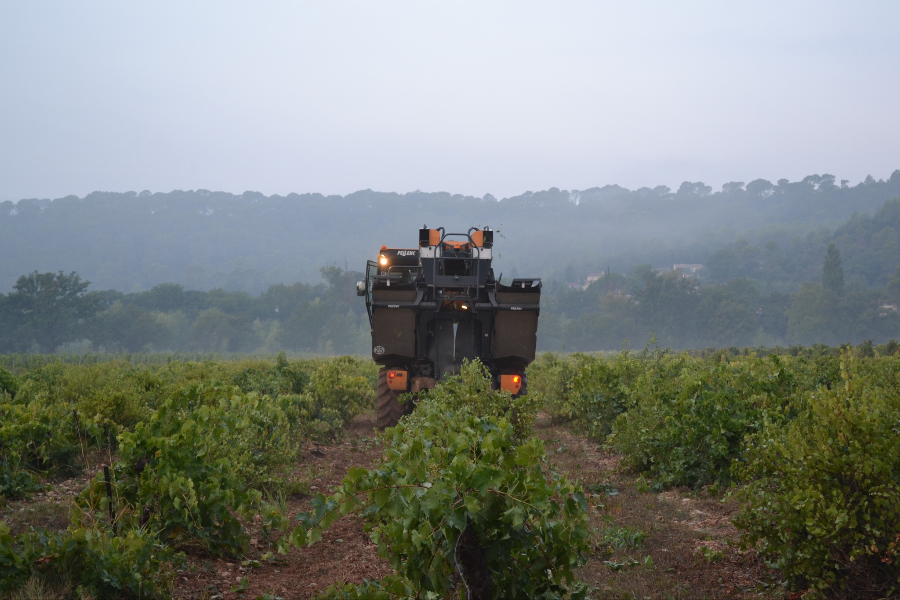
[376,368,403,430]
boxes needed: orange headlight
[500,374,523,394]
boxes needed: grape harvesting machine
[357,226,541,428]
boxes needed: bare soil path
[172,413,394,600]
[534,414,786,600]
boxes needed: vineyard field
[1,346,898,599]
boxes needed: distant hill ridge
[2,170,898,293]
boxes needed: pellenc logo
[396,250,417,256]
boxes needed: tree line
[1,240,897,354]
[701,197,900,292]
[0,267,369,355]
[3,176,899,353]
[540,241,900,350]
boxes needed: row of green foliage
[0,354,371,500]
[1,354,375,598]
[1,521,182,598]
[292,362,591,600]
[734,354,900,598]
[530,347,900,598]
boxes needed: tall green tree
[887,264,900,298]
[632,270,700,347]
[822,242,845,295]
[2,271,101,352]
[786,283,839,346]
[190,308,256,353]
[91,301,172,352]
[694,278,760,347]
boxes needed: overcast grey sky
[1,1,898,201]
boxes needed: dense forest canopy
[2,170,899,354]
[2,171,899,294]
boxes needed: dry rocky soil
[1,413,789,600]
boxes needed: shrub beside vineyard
[1,354,375,597]
[734,352,900,598]
[530,345,900,597]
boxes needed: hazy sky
[1,1,898,201]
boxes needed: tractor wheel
[376,368,404,430]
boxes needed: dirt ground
[171,415,395,600]
[534,415,787,600]
[1,413,788,599]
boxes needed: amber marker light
[500,373,522,393]
[387,370,407,390]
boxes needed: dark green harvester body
[357,227,541,428]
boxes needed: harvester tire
[376,368,404,430]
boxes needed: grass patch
[2,499,71,535]
[2,576,73,600]
[596,524,647,553]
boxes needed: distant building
[673,263,703,274]
[570,272,619,291]
[879,304,898,317]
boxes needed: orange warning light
[386,370,407,391]
[500,374,523,394]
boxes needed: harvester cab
[357,226,541,428]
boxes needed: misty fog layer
[3,172,898,294]
[2,171,900,354]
